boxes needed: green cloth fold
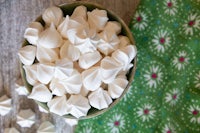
[75,0,200,132]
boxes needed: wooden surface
[0,0,140,132]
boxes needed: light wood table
[0,0,140,132]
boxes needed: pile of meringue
[18,5,136,118]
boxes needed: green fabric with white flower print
[75,0,200,132]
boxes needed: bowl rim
[20,1,137,120]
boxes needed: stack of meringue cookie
[18,5,136,118]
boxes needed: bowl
[20,1,137,119]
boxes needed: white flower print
[162,123,176,133]
[165,88,180,106]
[188,105,200,124]
[182,13,200,35]
[144,65,163,88]
[81,126,93,133]
[107,113,126,133]
[152,30,171,53]
[163,0,178,16]
[123,86,133,102]
[172,51,189,70]
[136,103,156,122]
[194,71,200,89]
[133,10,148,30]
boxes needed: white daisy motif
[163,0,178,16]
[133,10,148,30]
[188,105,200,124]
[194,71,200,89]
[152,30,171,53]
[81,126,93,133]
[182,13,200,35]
[144,65,163,88]
[136,103,156,122]
[172,51,189,70]
[165,88,180,106]
[123,86,133,102]
[107,113,126,133]
[162,123,176,133]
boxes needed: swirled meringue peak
[104,21,121,35]
[54,58,73,80]
[37,121,56,133]
[28,83,52,102]
[74,27,99,54]
[38,23,63,48]
[47,95,69,116]
[88,87,112,110]
[42,6,63,27]
[98,30,120,55]
[17,109,35,128]
[18,45,36,65]
[23,64,38,86]
[87,9,108,32]
[118,35,130,48]
[71,6,87,20]
[66,94,91,118]
[79,51,102,69]
[50,78,66,96]
[60,41,80,61]
[82,67,102,91]
[108,76,128,99]
[101,56,123,83]
[37,63,55,84]
[24,22,44,45]
[60,70,82,94]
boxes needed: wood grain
[0,0,140,132]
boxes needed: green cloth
[75,0,200,132]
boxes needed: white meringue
[74,28,99,54]
[37,121,56,133]
[121,45,137,63]
[112,49,132,71]
[36,46,59,63]
[28,84,52,102]
[38,105,49,113]
[18,45,36,65]
[23,64,38,86]
[60,41,80,61]
[108,77,128,99]
[100,57,123,83]
[118,35,130,48]
[79,51,102,69]
[42,6,63,27]
[87,9,108,32]
[24,22,44,45]
[60,70,82,94]
[98,30,120,55]
[47,95,69,116]
[82,67,102,91]
[71,6,87,20]
[80,86,90,97]
[54,58,73,80]
[37,63,55,84]
[104,21,121,34]
[88,87,112,110]
[17,109,35,128]
[66,95,91,118]
[0,95,12,116]
[38,23,63,48]
[4,127,20,133]
[49,78,66,96]
[15,83,29,96]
